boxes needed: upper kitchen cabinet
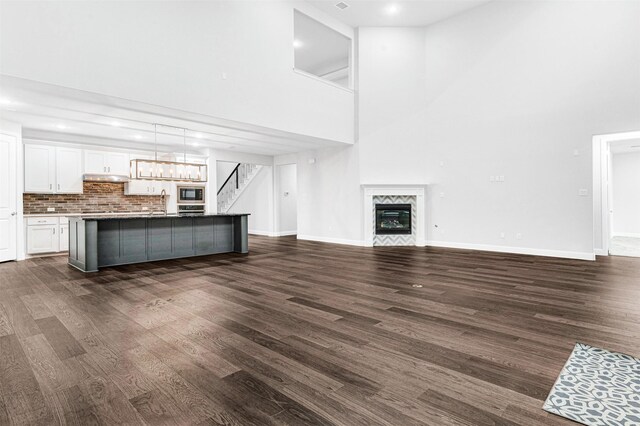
[25,145,83,194]
[84,150,129,175]
[24,144,55,193]
[56,147,83,193]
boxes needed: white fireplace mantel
[361,184,427,247]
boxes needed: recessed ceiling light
[335,2,349,10]
[133,135,143,140]
[194,132,203,139]
[110,121,121,127]
[192,142,200,147]
[0,98,12,105]
[293,39,304,49]
[56,124,67,130]
[385,4,399,15]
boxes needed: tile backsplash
[23,182,165,215]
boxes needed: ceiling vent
[335,2,349,10]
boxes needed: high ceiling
[306,0,492,27]
[0,76,345,156]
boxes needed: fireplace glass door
[375,204,412,235]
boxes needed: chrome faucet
[160,189,167,215]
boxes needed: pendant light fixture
[129,123,207,182]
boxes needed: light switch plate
[578,189,588,196]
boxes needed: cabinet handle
[53,228,55,234]
[49,183,52,190]
[61,228,64,234]
[108,166,111,172]
[103,166,106,172]
[57,184,60,190]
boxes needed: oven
[177,186,205,204]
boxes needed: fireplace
[375,204,412,235]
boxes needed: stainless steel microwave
[177,186,205,204]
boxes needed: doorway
[593,131,640,257]
[0,133,18,262]
[275,163,297,236]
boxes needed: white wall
[297,145,362,245]
[226,166,274,235]
[275,164,298,235]
[0,1,354,143]
[352,0,640,259]
[611,151,640,237]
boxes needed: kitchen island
[67,214,249,272]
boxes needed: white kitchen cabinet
[56,147,83,193]
[107,152,130,175]
[59,223,69,251]
[84,150,129,175]
[124,180,166,195]
[24,145,56,193]
[26,216,70,254]
[25,145,83,194]
[27,224,58,254]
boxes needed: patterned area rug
[544,343,640,426]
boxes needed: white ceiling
[611,138,640,155]
[0,76,345,156]
[306,0,492,27]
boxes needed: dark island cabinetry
[68,214,249,272]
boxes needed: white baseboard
[594,248,608,256]
[296,234,364,247]
[612,232,640,238]
[249,229,276,237]
[249,230,297,237]
[425,240,595,261]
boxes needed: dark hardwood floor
[1,236,639,425]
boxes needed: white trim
[249,230,276,237]
[593,131,640,256]
[249,230,297,237]
[612,232,640,238]
[594,248,608,256]
[297,234,364,247]
[361,185,426,247]
[292,69,354,93]
[426,240,595,261]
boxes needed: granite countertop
[24,212,163,218]
[73,213,250,220]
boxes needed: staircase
[217,163,263,213]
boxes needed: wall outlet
[516,233,522,240]
[500,232,505,239]
[578,189,588,196]
[439,192,445,198]
[47,207,55,212]
[573,149,580,156]
[221,72,227,80]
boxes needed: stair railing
[216,163,260,212]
